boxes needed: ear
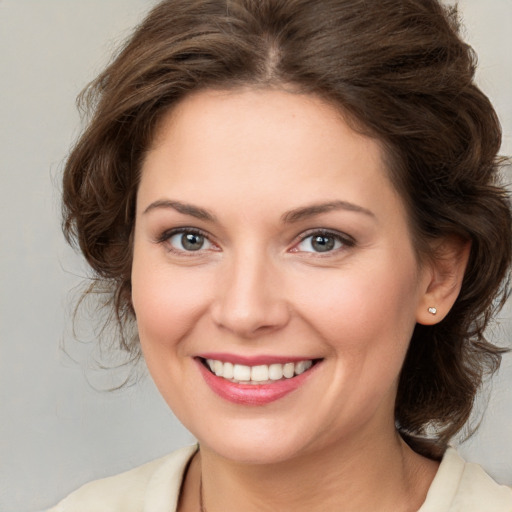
[416,235,471,325]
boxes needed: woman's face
[132,88,431,464]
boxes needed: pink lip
[195,357,320,406]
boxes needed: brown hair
[63,0,511,458]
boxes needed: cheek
[292,254,420,361]
[130,252,219,414]
[131,253,213,354]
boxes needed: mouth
[200,357,320,385]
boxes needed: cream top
[49,445,512,512]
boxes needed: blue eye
[295,232,349,253]
[166,230,214,252]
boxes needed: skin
[131,88,467,511]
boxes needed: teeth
[268,364,283,381]
[223,361,234,379]
[251,365,269,381]
[205,359,315,383]
[283,362,295,378]
[233,364,251,381]
[295,360,312,375]
[213,360,223,376]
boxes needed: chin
[202,437,303,466]
[191,417,322,466]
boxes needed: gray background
[0,1,511,511]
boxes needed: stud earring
[428,307,437,315]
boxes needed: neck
[187,427,437,512]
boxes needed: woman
[50,0,512,510]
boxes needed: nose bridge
[212,246,289,337]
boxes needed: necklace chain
[199,472,207,512]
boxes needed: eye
[160,228,215,253]
[294,231,353,254]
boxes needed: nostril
[209,262,291,338]
[211,303,290,338]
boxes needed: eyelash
[293,229,356,255]
[156,227,355,255]
[157,227,216,255]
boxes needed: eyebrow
[281,201,375,223]
[143,199,374,224]
[143,200,217,222]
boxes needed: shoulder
[420,448,512,512]
[47,445,197,512]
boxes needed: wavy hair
[62,0,511,458]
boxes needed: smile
[204,358,314,384]
[196,356,321,405]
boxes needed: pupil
[312,235,334,252]
[182,233,204,251]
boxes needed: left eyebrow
[281,201,375,224]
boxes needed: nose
[210,251,290,339]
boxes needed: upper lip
[196,352,320,366]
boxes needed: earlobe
[416,236,471,325]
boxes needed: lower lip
[196,359,319,406]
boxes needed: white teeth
[223,361,234,379]
[268,364,283,380]
[283,362,295,378]
[213,360,223,376]
[204,359,315,383]
[251,365,269,382]
[294,360,312,375]
[233,364,251,381]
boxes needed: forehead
[139,87,405,225]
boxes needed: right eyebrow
[142,200,217,222]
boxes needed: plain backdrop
[0,1,511,511]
